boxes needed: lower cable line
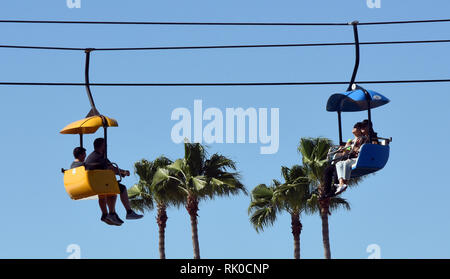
[0,79,449,87]
[1,39,450,52]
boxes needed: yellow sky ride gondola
[61,49,121,200]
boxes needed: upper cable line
[1,18,450,26]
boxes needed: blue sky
[0,0,449,259]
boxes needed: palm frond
[249,207,279,233]
[305,193,321,215]
[248,164,316,233]
[281,166,290,182]
[128,181,154,213]
[329,196,351,211]
[248,183,279,232]
[206,153,237,171]
[150,166,187,206]
[298,137,333,183]
[250,184,275,201]
[184,142,206,176]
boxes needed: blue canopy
[326,89,390,112]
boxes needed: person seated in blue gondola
[361,119,379,144]
[334,122,367,195]
[321,122,367,199]
[84,138,143,226]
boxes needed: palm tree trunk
[156,203,168,259]
[186,194,200,259]
[290,212,302,259]
[319,198,331,259]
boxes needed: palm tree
[152,143,247,259]
[128,156,183,259]
[298,137,352,259]
[248,165,313,259]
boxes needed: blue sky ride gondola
[327,21,391,178]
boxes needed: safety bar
[111,162,123,183]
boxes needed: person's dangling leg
[105,195,122,226]
[117,183,143,220]
[98,196,113,225]
[332,167,338,193]
[343,159,352,183]
[343,158,358,183]
[335,161,345,185]
[118,184,131,211]
[98,196,108,214]
[335,161,348,195]
[322,164,336,198]
[336,158,357,195]
[106,195,117,213]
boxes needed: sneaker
[106,213,122,226]
[126,210,144,220]
[101,213,114,226]
[335,184,348,195]
[112,212,124,224]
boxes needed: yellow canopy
[60,115,118,135]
